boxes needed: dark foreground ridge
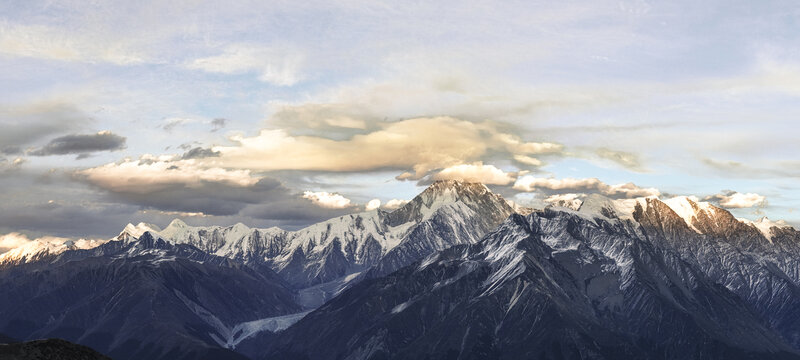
[0,338,110,360]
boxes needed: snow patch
[228,311,312,348]
[738,217,791,241]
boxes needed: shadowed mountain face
[266,205,800,360]
[0,338,111,360]
[0,233,301,360]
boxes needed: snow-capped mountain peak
[167,218,188,229]
[739,216,792,241]
[661,196,717,233]
[119,222,162,241]
[577,193,650,222]
[0,237,108,266]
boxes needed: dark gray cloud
[79,175,353,228]
[0,102,90,150]
[177,142,201,151]
[29,131,126,157]
[1,146,21,155]
[0,168,349,238]
[0,170,139,238]
[210,118,226,132]
[162,118,188,132]
[180,147,221,160]
[0,200,139,238]
[91,178,283,216]
[240,199,355,227]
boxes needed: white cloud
[494,133,563,155]
[543,193,585,209]
[383,199,410,210]
[79,155,260,193]
[365,199,381,211]
[209,117,563,179]
[513,155,543,166]
[431,163,517,185]
[302,191,353,209]
[187,44,304,86]
[513,176,660,198]
[707,192,767,209]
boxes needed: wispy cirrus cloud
[186,44,304,86]
[513,176,660,199]
[0,22,147,65]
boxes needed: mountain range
[2,180,800,359]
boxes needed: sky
[1,0,800,243]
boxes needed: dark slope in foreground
[0,334,15,345]
[0,338,110,360]
[0,233,301,360]
[267,211,800,360]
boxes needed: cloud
[701,158,800,179]
[211,118,227,132]
[513,155,543,166]
[0,157,26,172]
[74,162,353,224]
[180,147,221,160]
[706,191,767,209]
[302,191,353,209]
[0,232,33,253]
[98,179,285,217]
[187,44,304,86]
[162,118,193,132]
[265,103,375,140]
[494,133,563,155]
[365,199,381,211]
[29,131,126,157]
[513,176,660,198]
[0,101,90,149]
[0,23,146,64]
[594,148,646,172]
[209,116,563,179]
[431,163,517,185]
[383,199,410,210]
[78,155,259,194]
[543,193,585,209]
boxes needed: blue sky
[1,0,799,240]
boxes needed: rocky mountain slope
[113,180,514,289]
[0,232,301,360]
[265,195,800,359]
[0,338,111,360]
[4,181,800,359]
